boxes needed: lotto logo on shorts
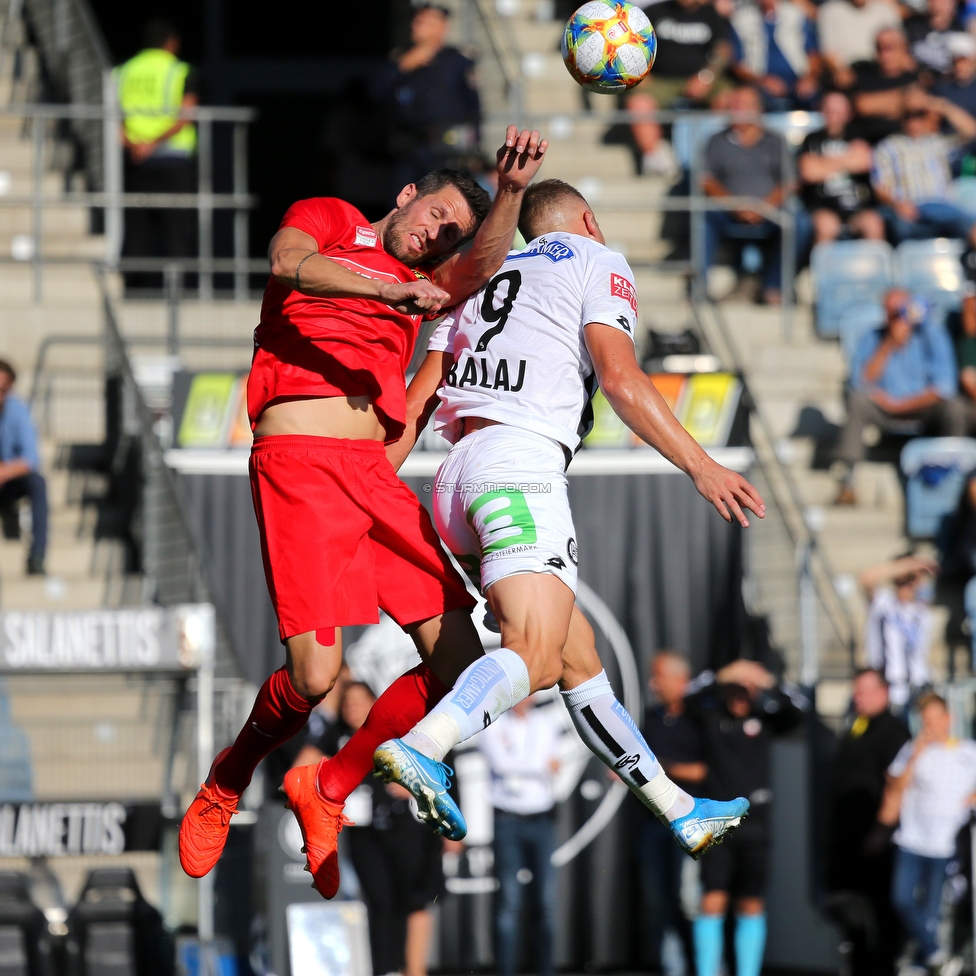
[610,273,638,313]
[467,490,538,554]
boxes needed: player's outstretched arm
[269,226,452,314]
[584,324,765,527]
[386,351,455,471]
[432,125,548,305]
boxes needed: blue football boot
[373,738,467,841]
[669,796,750,859]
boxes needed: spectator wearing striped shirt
[871,88,976,244]
[878,693,976,972]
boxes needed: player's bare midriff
[254,396,387,441]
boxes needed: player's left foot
[179,747,239,878]
[669,796,750,859]
[282,761,352,899]
[373,738,467,841]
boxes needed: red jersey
[248,198,430,442]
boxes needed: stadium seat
[951,176,976,219]
[65,868,173,976]
[670,114,728,172]
[811,240,894,338]
[838,302,885,364]
[894,238,966,317]
[0,693,32,802]
[900,437,976,538]
[0,872,55,976]
[761,111,825,150]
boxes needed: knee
[857,210,886,240]
[813,210,840,243]
[286,657,338,701]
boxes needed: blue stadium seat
[0,692,32,803]
[894,238,966,318]
[671,114,727,172]
[761,111,825,150]
[811,240,894,338]
[900,437,976,539]
[838,302,885,364]
[951,176,976,219]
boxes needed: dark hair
[414,169,491,228]
[143,18,179,49]
[414,3,451,16]
[0,360,17,384]
[518,178,587,241]
[917,691,948,712]
[853,667,888,687]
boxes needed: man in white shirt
[374,179,764,859]
[478,696,563,976]
[880,693,976,969]
[859,555,936,711]
[817,0,902,88]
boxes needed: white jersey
[428,232,638,452]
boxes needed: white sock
[403,648,531,761]
[562,671,695,822]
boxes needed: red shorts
[249,435,475,642]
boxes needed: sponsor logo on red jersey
[610,273,638,313]
[354,226,377,247]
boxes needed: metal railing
[0,101,257,302]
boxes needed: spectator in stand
[701,85,805,305]
[937,472,976,666]
[836,291,959,504]
[905,0,966,82]
[799,91,885,244]
[825,669,910,976]
[640,652,707,976]
[878,693,976,972]
[933,32,976,132]
[949,258,976,435]
[872,88,976,242]
[477,695,563,976]
[730,0,821,109]
[850,29,920,145]
[817,0,902,90]
[626,0,733,176]
[372,4,481,191]
[300,681,444,976]
[686,660,806,976]
[859,555,938,710]
[0,360,47,576]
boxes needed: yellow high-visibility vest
[115,47,196,154]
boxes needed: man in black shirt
[850,29,920,144]
[627,0,732,175]
[372,5,481,190]
[825,669,910,976]
[904,0,965,81]
[686,659,806,976]
[640,652,707,974]
[799,91,885,244]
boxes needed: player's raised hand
[378,278,452,316]
[495,125,548,192]
[692,460,766,528]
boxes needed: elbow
[269,256,290,282]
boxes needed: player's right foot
[179,747,239,878]
[669,796,750,859]
[373,738,467,841]
[282,761,352,900]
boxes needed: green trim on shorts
[466,490,538,554]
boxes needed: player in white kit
[375,180,766,857]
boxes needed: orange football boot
[282,760,353,899]
[178,747,240,878]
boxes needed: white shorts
[432,426,578,594]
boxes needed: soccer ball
[561,1,656,94]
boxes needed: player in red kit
[178,126,547,897]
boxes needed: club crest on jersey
[509,237,575,263]
[610,273,638,313]
[354,226,377,247]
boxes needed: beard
[382,207,424,267]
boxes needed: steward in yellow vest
[116,20,198,164]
